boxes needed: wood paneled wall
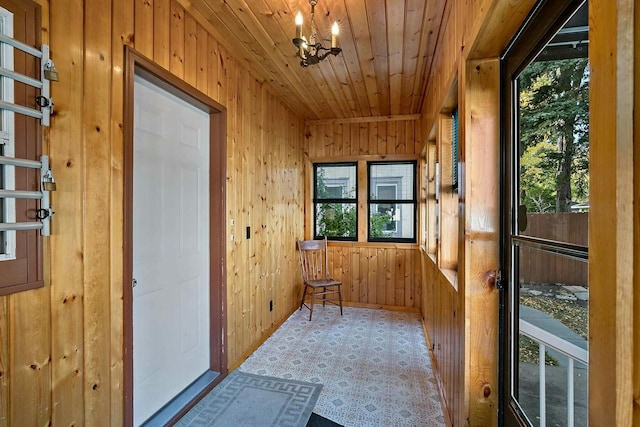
[589,0,638,424]
[417,1,535,426]
[420,0,640,426]
[0,0,305,424]
[305,116,422,159]
[304,116,422,309]
[328,243,420,308]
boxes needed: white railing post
[520,319,587,427]
[567,357,574,427]
[539,343,546,427]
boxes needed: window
[0,0,43,294]
[368,161,417,242]
[313,163,357,240]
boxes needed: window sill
[327,241,420,249]
[440,268,458,290]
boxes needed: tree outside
[518,57,589,213]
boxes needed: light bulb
[295,12,303,40]
[331,22,339,48]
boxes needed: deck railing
[519,319,588,427]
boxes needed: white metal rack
[0,36,57,236]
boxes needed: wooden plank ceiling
[186,0,447,120]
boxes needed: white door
[133,75,210,425]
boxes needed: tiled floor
[239,306,446,427]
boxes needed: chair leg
[309,287,315,321]
[300,284,308,311]
[338,285,343,315]
[322,286,327,307]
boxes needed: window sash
[367,161,417,243]
[313,162,358,241]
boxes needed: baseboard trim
[342,301,420,313]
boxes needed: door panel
[133,75,210,425]
[501,1,589,425]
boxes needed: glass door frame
[499,0,589,425]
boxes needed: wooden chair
[296,237,343,321]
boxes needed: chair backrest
[297,237,331,282]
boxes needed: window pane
[369,163,414,201]
[369,203,414,240]
[516,246,588,426]
[517,53,589,245]
[315,202,356,239]
[315,164,356,200]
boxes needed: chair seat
[305,279,341,287]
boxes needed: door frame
[123,47,227,426]
[499,0,588,425]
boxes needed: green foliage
[316,202,356,238]
[520,140,557,212]
[518,58,590,212]
[370,212,393,238]
[315,167,357,238]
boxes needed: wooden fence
[519,213,588,286]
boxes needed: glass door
[501,1,589,425]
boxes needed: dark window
[368,161,416,243]
[0,0,43,295]
[313,163,357,240]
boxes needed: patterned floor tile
[239,306,445,427]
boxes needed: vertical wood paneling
[305,118,422,158]
[206,34,219,100]
[0,0,308,423]
[153,0,171,68]
[385,248,395,305]
[589,0,636,424]
[195,24,208,92]
[169,1,184,78]
[134,0,153,58]
[183,12,197,87]
[368,122,377,155]
[358,123,368,155]
[324,245,421,308]
[83,0,112,422]
[377,121,387,154]
[349,123,359,156]
[395,248,405,305]
[110,0,133,423]
[10,288,51,425]
[396,119,406,153]
[386,120,396,154]
[49,0,85,424]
